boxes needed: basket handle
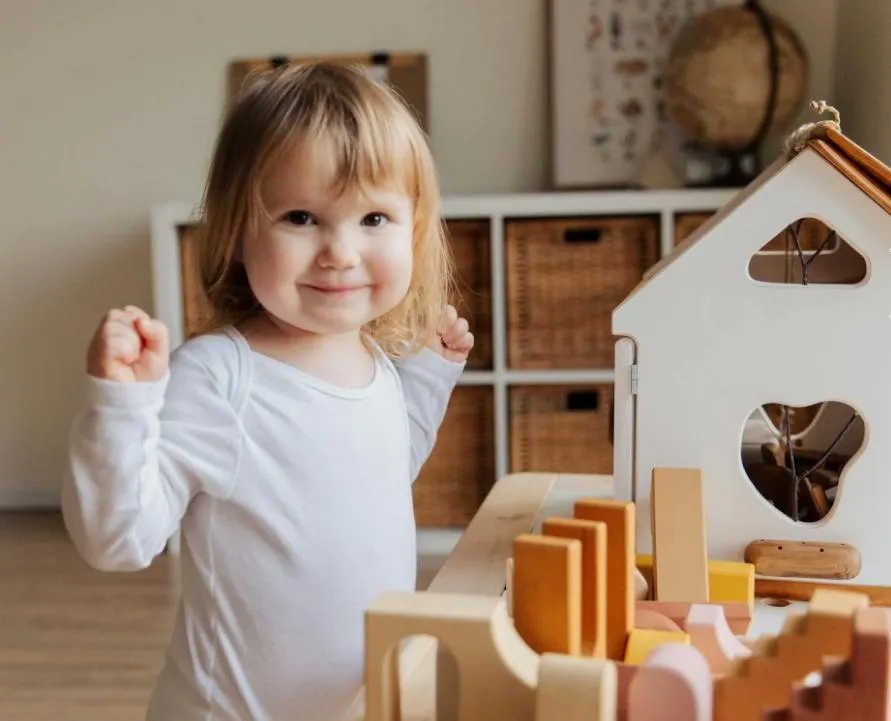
[563,227,603,244]
[565,390,599,411]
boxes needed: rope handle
[784,100,842,156]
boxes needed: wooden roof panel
[809,128,891,214]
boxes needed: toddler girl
[62,62,473,721]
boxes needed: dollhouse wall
[612,148,891,586]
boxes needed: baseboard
[0,487,61,510]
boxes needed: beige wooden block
[513,534,582,655]
[651,468,709,603]
[364,591,538,721]
[542,517,607,657]
[535,652,617,721]
[574,499,636,661]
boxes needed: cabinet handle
[565,390,599,411]
[563,227,603,244]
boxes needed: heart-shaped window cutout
[742,401,864,523]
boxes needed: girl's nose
[317,232,360,269]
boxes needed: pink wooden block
[685,603,752,674]
[627,643,712,721]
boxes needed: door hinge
[630,363,638,395]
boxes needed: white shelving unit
[151,187,737,492]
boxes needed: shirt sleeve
[394,347,466,480]
[61,344,243,572]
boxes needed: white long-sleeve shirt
[61,325,464,721]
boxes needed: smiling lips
[305,283,368,295]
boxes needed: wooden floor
[0,512,179,721]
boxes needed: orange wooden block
[574,498,635,661]
[512,533,582,655]
[651,468,709,603]
[542,516,607,658]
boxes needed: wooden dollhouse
[611,113,891,592]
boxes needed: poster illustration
[549,0,727,188]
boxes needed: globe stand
[686,146,761,188]
[680,142,761,189]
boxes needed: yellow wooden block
[636,554,754,608]
[623,628,689,665]
[708,559,754,607]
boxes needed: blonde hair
[192,61,454,359]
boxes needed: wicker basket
[673,212,713,246]
[505,215,659,369]
[509,384,614,474]
[413,386,496,526]
[447,220,492,370]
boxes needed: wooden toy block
[535,652,617,721]
[542,517,607,657]
[624,628,690,665]
[633,567,649,600]
[636,599,752,636]
[757,607,891,720]
[651,468,709,603]
[684,604,752,674]
[744,539,862,580]
[574,498,635,661]
[634,609,684,633]
[713,589,870,721]
[636,554,755,608]
[627,644,712,721]
[615,662,637,721]
[754,578,891,606]
[706,559,755,608]
[512,534,582,655]
[505,557,513,617]
[364,591,540,721]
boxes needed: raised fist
[87,305,170,383]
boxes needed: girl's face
[243,139,415,338]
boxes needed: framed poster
[549,0,723,189]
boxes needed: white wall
[0,1,844,506]
[833,1,891,161]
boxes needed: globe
[664,4,809,153]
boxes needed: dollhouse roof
[813,127,891,213]
[622,126,891,301]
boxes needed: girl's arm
[62,340,243,572]
[395,347,466,480]
[396,305,474,479]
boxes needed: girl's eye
[362,212,389,228]
[284,210,314,226]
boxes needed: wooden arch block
[627,643,712,721]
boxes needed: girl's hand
[430,304,474,363]
[87,305,170,383]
